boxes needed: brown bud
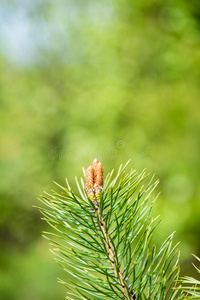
[95,162,103,194]
[92,158,98,183]
[85,159,103,199]
[85,166,94,198]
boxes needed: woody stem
[94,199,132,300]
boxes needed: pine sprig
[177,255,200,299]
[38,160,200,300]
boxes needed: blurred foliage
[0,0,200,299]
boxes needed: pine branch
[177,255,200,299]
[85,159,135,299]
[38,159,200,300]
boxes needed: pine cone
[95,162,103,194]
[85,166,94,198]
[85,159,103,198]
[92,158,98,183]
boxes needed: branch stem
[94,198,135,300]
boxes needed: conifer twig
[38,159,200,299]
[85,159,135,300]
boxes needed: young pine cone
[85,166,94,198]
[85,158,103,199]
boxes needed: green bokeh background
[0,1,200,299]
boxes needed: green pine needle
[38,162,200,300]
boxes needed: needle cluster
[38,160,200,300]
